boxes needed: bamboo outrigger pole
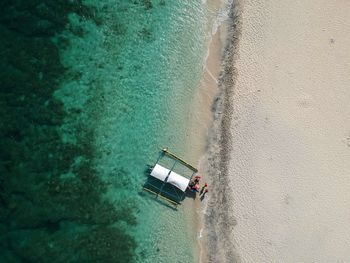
[143,187,180,206]
[162,148,198,172]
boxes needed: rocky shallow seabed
[0,1,157,262]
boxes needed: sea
[0,1,229,262]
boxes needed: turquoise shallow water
[90,2,207,262]
[0,0,226,262]
[67,1,207,262]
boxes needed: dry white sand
[227,0,350,262]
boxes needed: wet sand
[186,15,226,263]
[204,0,350,262]
[178,1,230,262]
[195,25,225,263]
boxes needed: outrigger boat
[143,148,198,206]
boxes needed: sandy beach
[204,0,350,262]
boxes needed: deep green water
[0,0,220,262]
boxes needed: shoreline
[200,1,242,262]
[185,21,225,263]
[178,1,233,262]
[195,25,224,263]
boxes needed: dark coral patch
[0,1,136,262]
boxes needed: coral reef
[0,1,136,262]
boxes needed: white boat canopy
[150,164,190,192]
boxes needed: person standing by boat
[193,175,201,184]
[200,183,208,195]
[193,184,200,192]
[188,175,201,189]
